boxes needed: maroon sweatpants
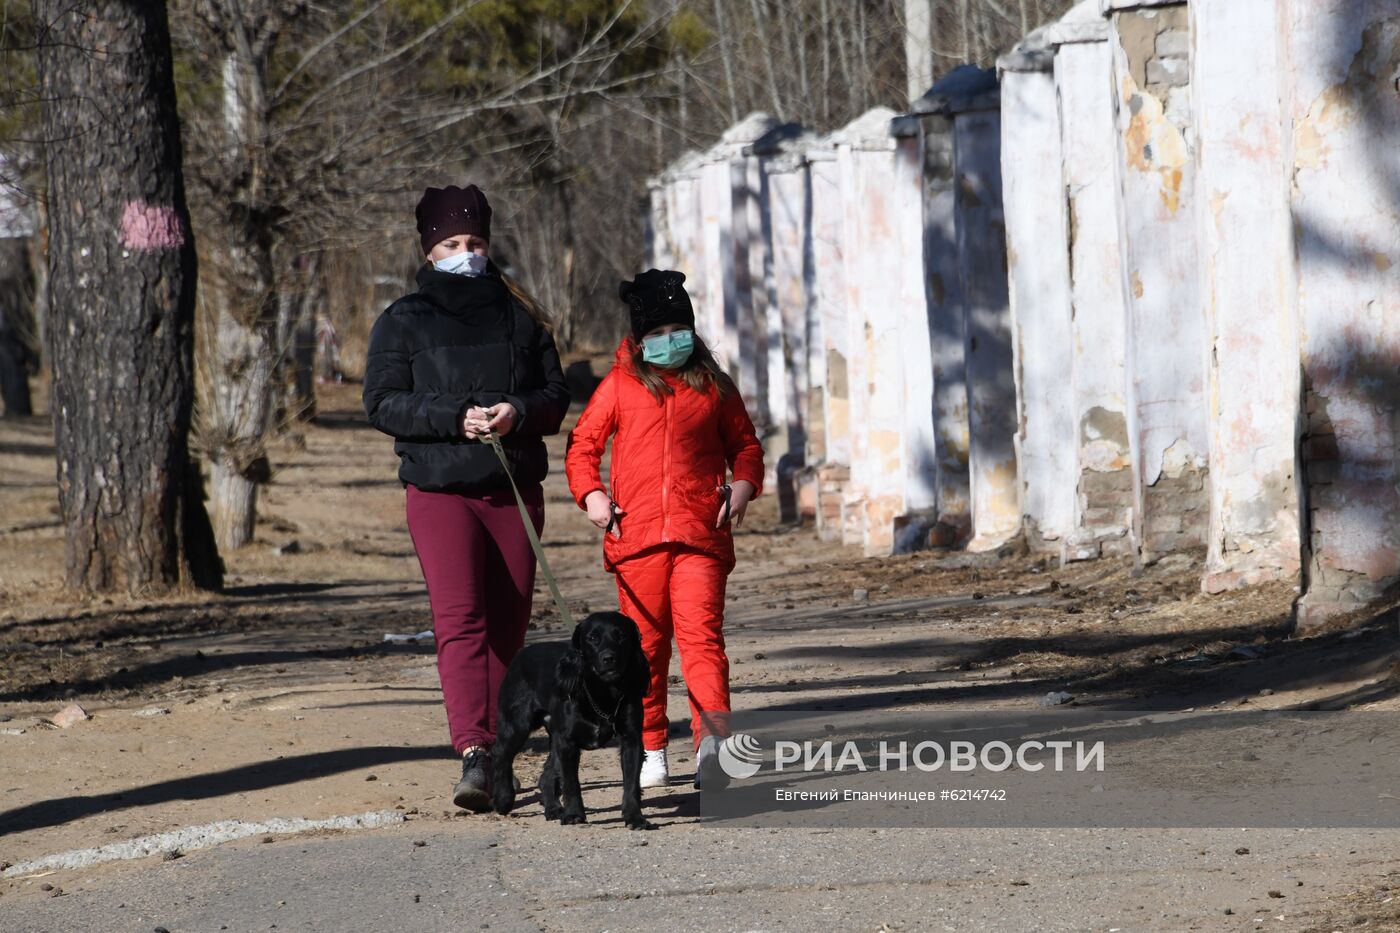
[405,482,544,754]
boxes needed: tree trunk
[558,179,578,353]
[289,256,319,422]
[959,0,972,62]
[34,0,221,593]
[199,47,277,551]
[711,0,740,124]
[819,0,831,125]
[904,0,934,104]
[0,236,34,417]
[271,254,319,426]
[291,287,317,421]
[273,286,294,428]
[28,193,48,363]
[205,275,276,550]
[209,453,260,550]
[747,0,784,116]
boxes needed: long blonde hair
[629,332,734,402]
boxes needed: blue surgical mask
[641,329,695,368]
[434,251,488,276]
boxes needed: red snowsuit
[565,338,764,751]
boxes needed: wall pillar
[1285,0,1400,624]
[1047,11,1135,563]
[802,142,851,541]
[998,30,1077,551]
[834,107,902,555]
[1105,0,1211,563]
[1192,0,1302,596]
[752,124,815,521]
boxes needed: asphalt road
[5,812,1393,932]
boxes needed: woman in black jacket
[363,184,570,812]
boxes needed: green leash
[484,430,575,628]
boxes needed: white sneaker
[640,748,669,788]
[694,735,730,790]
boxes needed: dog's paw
[543,807,562,821]
[625,816,658,831]
[559,810,588,825]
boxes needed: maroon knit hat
[415,184,491,254]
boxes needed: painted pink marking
[119,200,185,251]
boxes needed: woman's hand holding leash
[715,479,755,528]
[584,489,625,539]
[463,402,518,440]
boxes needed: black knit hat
[415,184,491,254]
[619,269,695,341]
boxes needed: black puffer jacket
[362,263,570,493]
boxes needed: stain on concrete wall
[718,113,779,417]
[833,108,900,551]
[697,153,731,372]
[798,144,850,542]
[809,146,848,465]
[1290,0,1400,624]
[748,122,810,505]
[853,129,908,557]
[1192,0,1302,595]
[891,124,940,548]
[1109,3,1211,563]
[650,0,1397,611]
[922,114,972,546]
[1054,30,1135,562]
[744,155,773,437]
[656,152,706,341]
[901,65,1004,551]
[955,106,1020,552]
[759,134,815,522]
[998,33,1077,551]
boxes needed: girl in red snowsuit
[565,269,764,789]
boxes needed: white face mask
[433,251,488,276]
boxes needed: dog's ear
[571,621,585,649]
[556,649,583,696]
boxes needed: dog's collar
[580,675,626,727]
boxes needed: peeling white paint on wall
[1192,0,1302,595]
[890,126,939,533]
[999,29,1077,548]
[741,141,773,433]
[834,122,873,548]
[644,0,1397,614]
[719,113,780,415]
[651,151,708,357]
[754,124,816,514]
[919,113,973,546]
[834,107,905,556]
[803,140,853,542]
[1286,0,1400,623]
[1050,14,1136,562]
[894,66,1017,554]
[1106,2,1210,560]
[953,104,1019,552]
[696,148,731,369]
[807,141,848,467]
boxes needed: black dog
[492,611,656,830]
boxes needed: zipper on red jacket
[661,389,673,542]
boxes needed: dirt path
[3,381,1400,930]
